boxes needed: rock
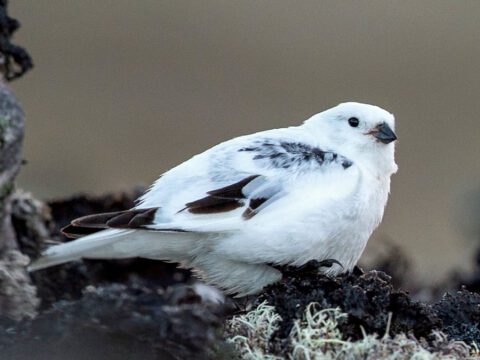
[0,283,231,360]
[0,250,39,319]
[11,190,192,309]
[433,289,480,344]
[7,188,480,357]
[0,82,25,248]
[0,83,41,320]
[256,267,442,351]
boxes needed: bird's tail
[28,228,197,271]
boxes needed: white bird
[29,102,398,296]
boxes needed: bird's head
[304,102,398,175]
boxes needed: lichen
[226,303,471,360]
[225,301,283,360]
[0,250,39,320]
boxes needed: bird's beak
[369,122,397,144]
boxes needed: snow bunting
[30,102,398,296]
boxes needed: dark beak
[372,122,397,144]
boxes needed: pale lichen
[226,302,472,360]
[0,250,39,319]
[225,301,283,360]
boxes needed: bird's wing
[63,130,355,237]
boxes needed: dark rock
[48,188,146,235]
[8,190,234,359]
[256,267,443,351]
[433,289,480,344]
[11,190,192,309]
[0,283,229,360]
[10,188,480,356]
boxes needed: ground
[0,190,479,359]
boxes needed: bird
[29,102,398,296]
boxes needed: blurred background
[9,1,480,286]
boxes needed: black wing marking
[242,197,268,219]
[183,175,259,214]
[239,140,353,170]
[61,224,102,239]
[62,208,159,238]
[183,174,282,220]
[71,210,125,228]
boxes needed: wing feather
[62,208,158,238]
[64,134,354,237]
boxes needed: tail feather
[28,229,197,272]
[28,229,135,271]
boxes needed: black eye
[348,117,359,127]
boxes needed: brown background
[10,1,480,285]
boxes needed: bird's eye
[348,117,359,127]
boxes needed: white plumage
[30,102,398,296]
